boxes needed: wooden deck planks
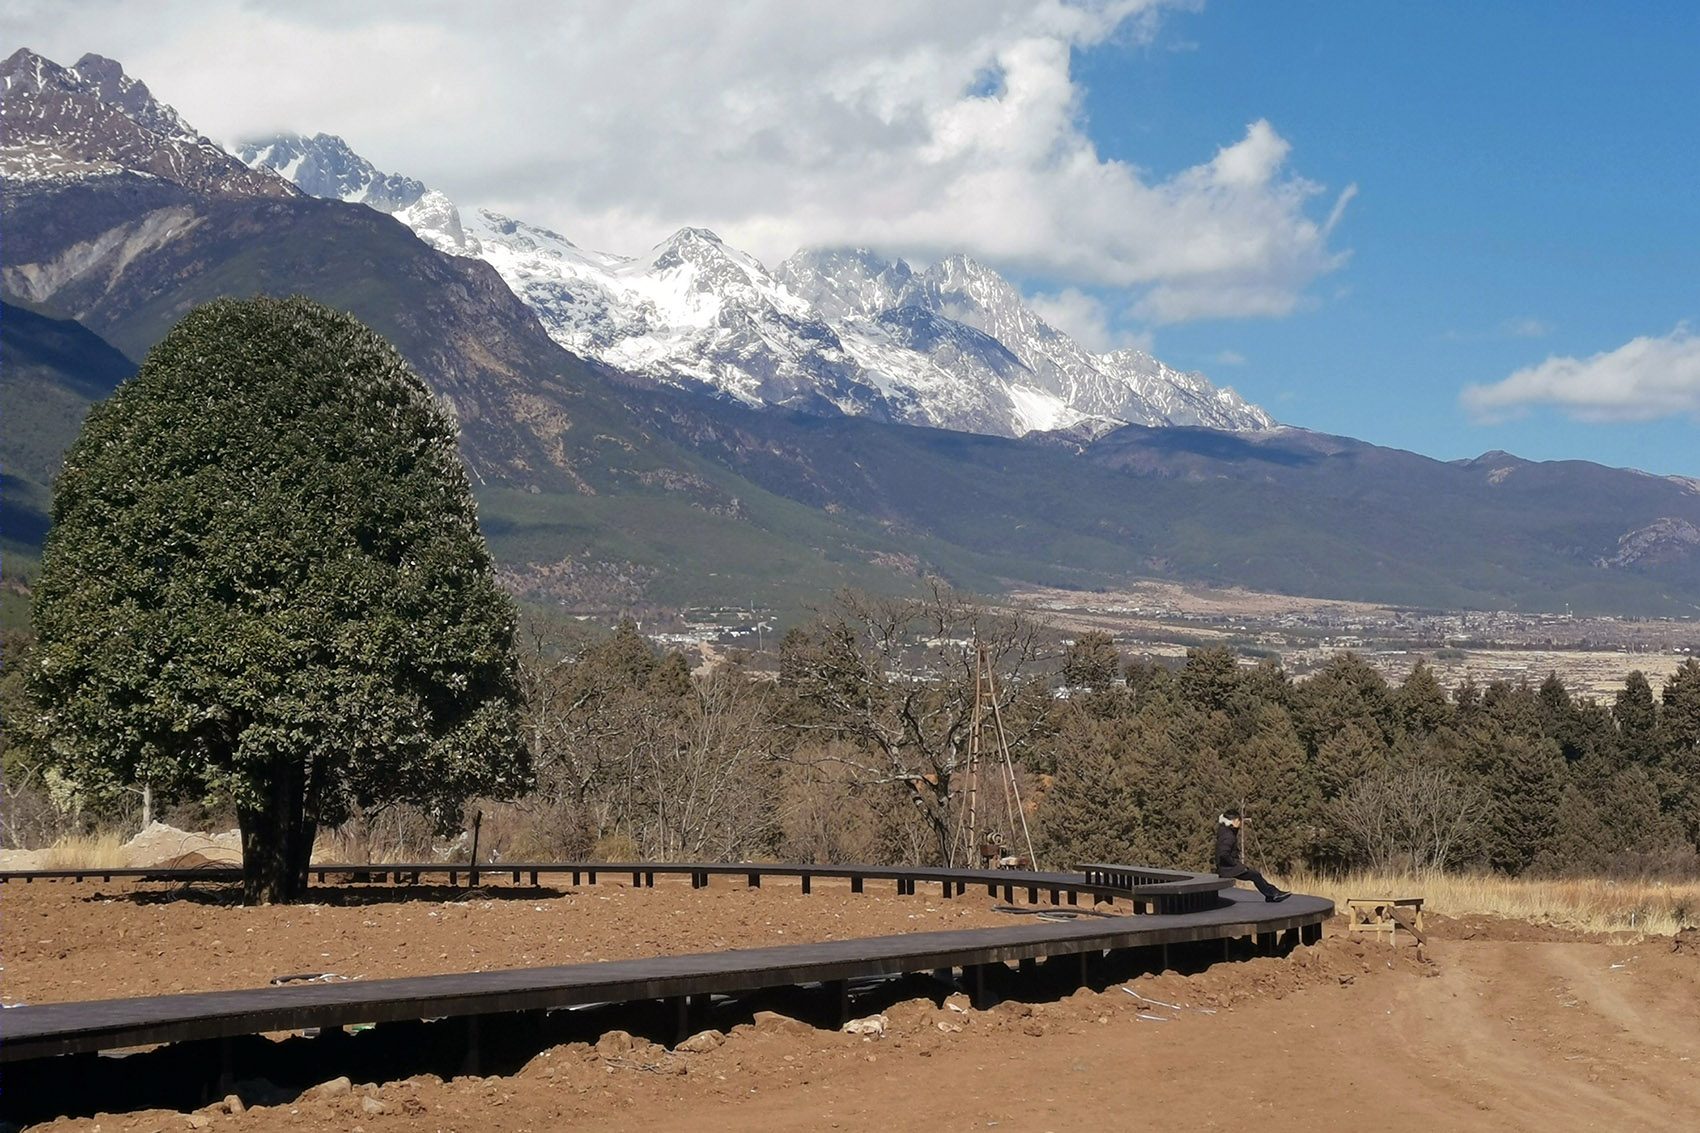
[0,888,1330,1063]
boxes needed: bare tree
[642,666,778,860]
[778,581,1049,865]
[1332,765,1489,872]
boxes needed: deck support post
[969,963,993,1010]
[827,979,850,1027]
[671,995,694,1044]
[460,1015,482,1076]
[216,1036,234,1098]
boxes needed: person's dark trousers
[1218,865,1281,900]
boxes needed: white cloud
[4,0,1351,325]
[1461,325,1700,424]
[1024,288,1150,353]
[1500,316,1552,339]
[1213,349,1246,366]
[1445,316,1553,342]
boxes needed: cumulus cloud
[1025,288,1150,353]
[4,0,1352,325]
[1461,325,1700,424]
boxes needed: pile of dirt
[0,846,51,870]
[0,823,243,872]
[120,822,242,868]
[1673,926,1700,956]
[1427,911,1613,944]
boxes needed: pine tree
[1485,733,1564,875]
[1036,714,1140,866]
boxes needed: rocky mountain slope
[6,47,1698,616]
[237,131,1273,440]
[2,50,292,197]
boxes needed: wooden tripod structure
[962,643,1038,870]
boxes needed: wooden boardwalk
[1,859,1226,912]
[1,864,1328,1066]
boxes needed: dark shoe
[1266,890,1291,903]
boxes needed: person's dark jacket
[1214,821,1243,873]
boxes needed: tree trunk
[237,753,314,904]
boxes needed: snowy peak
[239,129,1273,438]
[627,226,817,327]
[236,132,426,212]
[0,48,294,197]
[776,248,918,321]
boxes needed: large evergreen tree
[1658,661,1700,850]
[1036,712,1141,867]
[30,297,530,903]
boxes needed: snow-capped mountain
[777,249,1274,435]
[241,132,1275,438]
[234,133,425,213]
[1,49,294,198]
[9,52,1700,617]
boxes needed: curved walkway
[0,862,1332,1066]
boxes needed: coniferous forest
[7,588,1698,881]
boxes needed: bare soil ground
[5,875,1697,1133]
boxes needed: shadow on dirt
[97,884,570,907]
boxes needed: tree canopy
[30,296,529,902]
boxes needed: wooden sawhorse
[1345,897,1425,945]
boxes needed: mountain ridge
[5,47,1698,618]
[238,130,1275,441]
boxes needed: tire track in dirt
[1385,939,1699,1131]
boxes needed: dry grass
[31,831,130,870]
[1285,867,1700,937]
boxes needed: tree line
[8,297,1696,904]
[12,548,1699,888]
[502,608,1700,882]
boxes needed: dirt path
[4,881,1695,1132]
[1372,939,1699,1129]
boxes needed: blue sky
[1067,2,1699,476]
[7,1,1697,475]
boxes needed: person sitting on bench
[1215,809,1290,902]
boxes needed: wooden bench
[1345,897,1425,944]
